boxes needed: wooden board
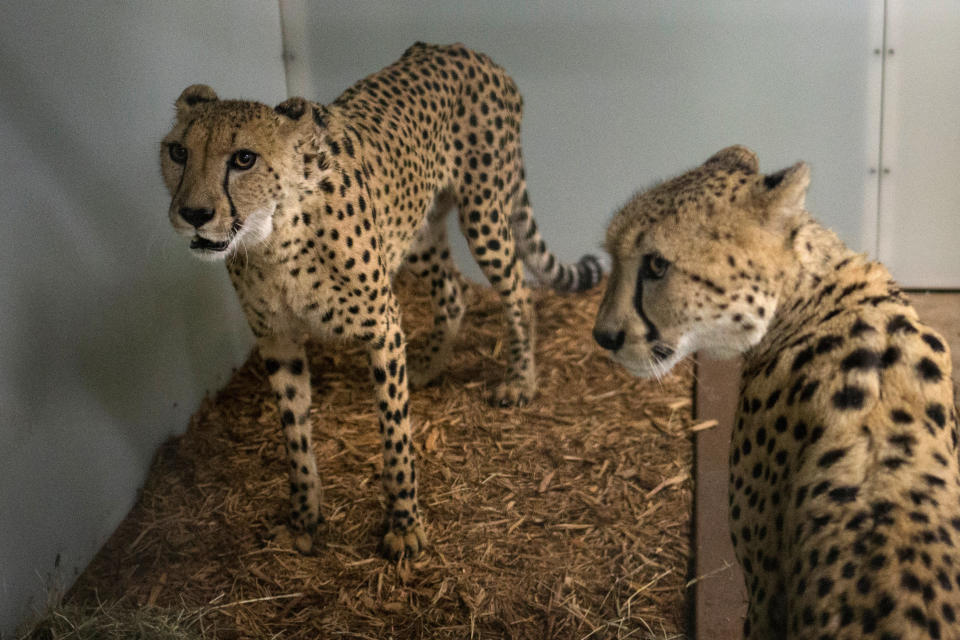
[694,356,747,639]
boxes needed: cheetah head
[160,85,322,260]
[593,145,811,378]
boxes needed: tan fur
[596,146,960,638]
[159,43,600,559]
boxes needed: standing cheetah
[159,42,601,559]
[593,145,959,638]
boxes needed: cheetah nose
[593,328,626,352]
[179,206,215,229]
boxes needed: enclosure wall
[0,3,286,634]
[296,1,885,282]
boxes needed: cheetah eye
[229,149,258,170]
[168,142,188,165]
[640,252,671,280]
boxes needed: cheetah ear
[175,84,218,117]
[274,97,310,121]
[755,161,811,222]
[705,145,759,174]
[273,98,328,129]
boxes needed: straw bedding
[64,275,696,639]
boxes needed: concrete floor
[694,292,959,639]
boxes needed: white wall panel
[297,1,882,281]
[0,2,286,634]
[878,1,960,288]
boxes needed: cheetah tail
[510,188,604,293]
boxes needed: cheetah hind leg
[489,285,536,407]
[405,191,466,388]
[456,191,537,407]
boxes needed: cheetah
[159,42,601,559]
[593,145,959,638]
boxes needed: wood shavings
[66,274,695,639]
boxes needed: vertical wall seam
[875,0,889,258]
[278,0,315,99]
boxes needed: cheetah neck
[750,213,900,361]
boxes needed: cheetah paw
[294,532,315,554]
[380,524,428,560]
[407,353,446,389]
[267,522,320,555]
[491,382,534,408]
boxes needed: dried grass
[20,600,203,640]
[59,275,695,639]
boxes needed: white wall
[0,2,286,635]
[297,1,885,281]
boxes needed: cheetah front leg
[258,336,322,554]
[364,295,427,559]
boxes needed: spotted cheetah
[593,145,959,638]
[159,42,601,559]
